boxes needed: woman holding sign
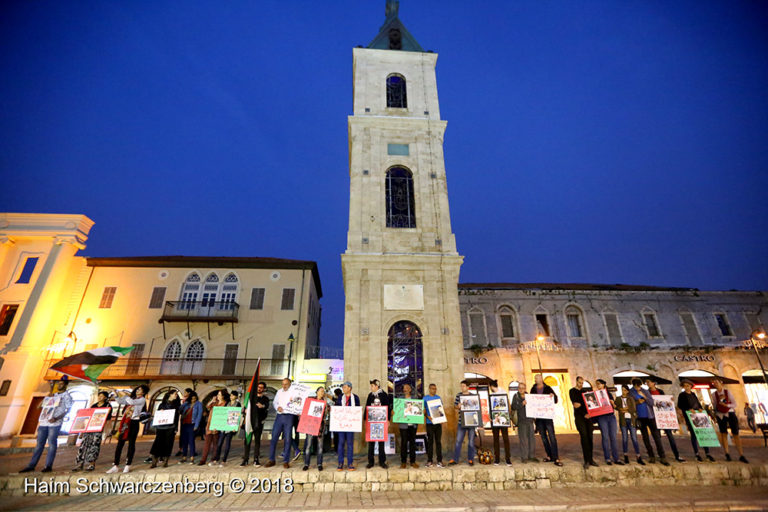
[593,380,623,466]
[150,390,180,468]
[199,389,229,466]
[73,391,113,472]
[302,387,331,471]
[398,383,420,468]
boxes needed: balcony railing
[44,357,292,381]
[160,300,239,323]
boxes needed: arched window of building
[179,273,200,310]
[565,305,586,340]
[468,308,488,347]
[386,74,407,108]
[182,340,205,375]
[220,273,239,310]
[160,340,182,374]
[388,321,423,396]
[497,306,517,345]
[641,307,662,338]
[202,273,219,308]
[385,167,416,228]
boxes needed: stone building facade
[459,283,768,430]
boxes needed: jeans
[337,432,354,466]
[637,417,665,459]
[596,414,619,462]
[269,414,294,463]
[27,424,62,469]
[453,427,476,462]
[426,423,443,463]
[114,419,140,466]
[491,427,511,463]
[619,417,640,455]
[303,434,323,466]
[535,418,558,460]
[215,431,234,462]
[574,415,594,463]
[243,423,264,462]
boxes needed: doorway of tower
[387,320,424,397]
[530,370,573,431]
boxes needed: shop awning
[612,374,671,386]
[743,374,768,384]
[678,374,739,386]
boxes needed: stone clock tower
[342,1,465,440]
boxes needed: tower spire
[368,0,423,52]
[385,0,399,19]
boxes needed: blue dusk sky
[1,1,767,352]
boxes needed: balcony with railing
[159,300,239,323]
[43,357,292,381]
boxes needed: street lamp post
[286,332,295,379]
[748,329,768,387]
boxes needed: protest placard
[284,382,314,415]
[393,398,424,424]
[477,388,491,428]
[297,398,326,436]
[583,389,614,417]
[652,395,679,430]
[425,398,447,424]
[330,405,363,432]
[209,406,241,432]
[525,394,555,420]
[151,409,177,427]
[686,410,720,448]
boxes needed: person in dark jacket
[365,379,390,469]
[398,383,419,468]
[174,388,193,456]
[511,382,537,463]
[645,378,684,462]
[570,376,598,468]
[630,378,669,466]
[530,374,562,466]
[241,382,270,467]
[677,379,715,462]
[335,381,360,471]
[614,386,644,465]
[150,390,181,468]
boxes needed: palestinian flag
[50,346,134,382]
[243,358,261,445]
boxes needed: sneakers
[623,455,629,464]
[106,465,119,474]
[436,462,444,468]
[380,463,388,469]
[264,460,276,468]
[468,460,474,466]
[588,461,598,467]
[636,456,646,466]
[447,460,457,466]
[425,462,433,468]
[695,455,703,462]
[240,460,249,467]
[725,453,732,462]
[675,457,686,463]
[72,465,83,472]
[253,460,262,467]
[348,466,356,471]
[506,460,512,466]
[366,463,374,469]
[706,454,715,462]
[318,465,323,471]
[19,467,34,473]
[123,465,131,473]
[292,451,302,462]
[648,456,656,464]
[337,465,343,471]
[659,459,670,467]
[613,460,625,466]
[739,455,749,464]
[41,467,52,473]
[605,461,613,466]
[85,465,95,472]
[493,462,500,466]
[302,465,309,471]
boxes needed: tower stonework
[342,6,464,442]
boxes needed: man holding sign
[334,381,360,471]
[677,379,715,462]
[365,379,390,469]
[265,378,298,468]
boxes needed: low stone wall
[1,463,767,496]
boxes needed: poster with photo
[284,382,314,416]
[393,398,424,424]
[477,387,491,428]
[40,396,61,424]
[69,409,93,434]
[525,394,555,420]
[152,409,177,427]
[459,394,480,411]
[367,405,388,422]
[582,389,614,417]
[685,411,720,448]
[330,405,363,432]
[490,393,509,412]
[491,411,511,428]
[366,419,388,442]
[298,398,326,436]
[373,434,396,455]
[209,406,241,432]
[425,398,447,424]
[462,410,480,427]
[652,395,679,430]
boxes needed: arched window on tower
[386,74,407,108]
[386,167,416,228]
[387,321,424,396]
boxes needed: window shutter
[604,313,622,346]
[149,287,166,309]
[99,287,116,309]
[250,288,265,310]
[281,289,295,310]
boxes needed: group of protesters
[17,373,755,474]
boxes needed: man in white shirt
[266,378,296,468]
[20,379,73,473]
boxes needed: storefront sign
[463,357,488,364]
[672,354,716,362]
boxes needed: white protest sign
[525,394,556,420]
[652,395,679,430]
[284,382,314,416]
[330,405,363,432]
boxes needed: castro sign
[464,357,488,365]
[673,353,715,362]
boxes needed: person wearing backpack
[711,379,748,463]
